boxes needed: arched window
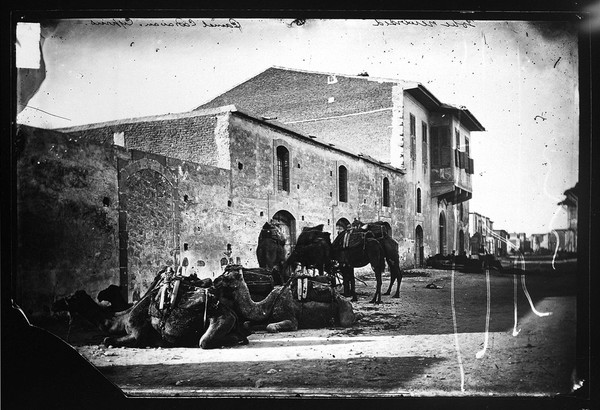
[276,146,290,192]
[416,187,422,213]
[338,165,348,202]
[382,177,390,207]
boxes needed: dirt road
[42,264,579,399]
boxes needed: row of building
[468,183,578,256]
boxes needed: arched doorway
[458,229,465,254]
[415,225,424,267]
[272,210,296,259]
[439,211,446,255]
[470,232,482,254]
[126,168,176,302]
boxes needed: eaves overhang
[404,84,485,132]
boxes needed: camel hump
[302,224,324,232]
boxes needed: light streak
[450,267,466,392]
[476,267,491,358]
[550,229,560,269]
[521,274,553,317]
[512,274,521,336]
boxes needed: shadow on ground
[98,355,444,389]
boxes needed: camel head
[97,285,122,304]
[213,266,245,291]
[52,290,97,313]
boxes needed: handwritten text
[373,19,476,29]
[88,18,242,31]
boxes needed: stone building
[558,183,578,252]
[492,229,510,256]
[468,212,494,254]
[15,67,485,315]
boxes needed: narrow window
[455,128,460,149]
[276,146,290,192]
[431,126,451,167]
[416,187,422,213]
[382,177,390,207]
[410,114,416,161]
[338,165,348,203]
[465,137,470,156]
[422,121,428,172]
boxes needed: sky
[15,17,582,236]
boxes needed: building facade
[469,212,494,254]
[16,67,485,314]
[492,229,509,256]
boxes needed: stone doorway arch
[458,229,465,254]
[272,210,296,259]
[415,225,424,267]
[439,211,447,255]
[119,158,178,303]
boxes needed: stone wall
[15,125,122,317]
[64,112,227,168]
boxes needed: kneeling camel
[213,266,357,333]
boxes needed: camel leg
[369,268,383,304]
[388,260,403,298]
[266,319,297,332]
[103,333,142,348]
[349,269,357,302]
[383,276,396,295]
[392,268,403,298]
[342,266,350,297]
[200,313,248,349]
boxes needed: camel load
[291,275,335,303]
[52,267,250,349]
[332,221,389,250]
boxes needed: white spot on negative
[16,23,41,69]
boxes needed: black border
[3,3,596,410]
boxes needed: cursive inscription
[373,19,476,29]
[201,18,242,31]
[140,18,197,28]
[90,18,134,29]
[87,18,242,31]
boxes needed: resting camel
[213,265,356,333]
[97,285,132,312]
[256,221,287,284]
[333,220,404,303]
[52,271,249,349]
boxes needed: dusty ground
[40,261,578,399]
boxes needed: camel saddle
[332,228,373,250]
[291,275,335,303]
[152,275,213,312]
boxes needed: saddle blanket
[291,275,335,303]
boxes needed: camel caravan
[52,220,405,349]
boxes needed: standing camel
[333,220,404,303]
[256,221,287,284]
[283,224,334,277]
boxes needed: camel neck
[76,301,117,331]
